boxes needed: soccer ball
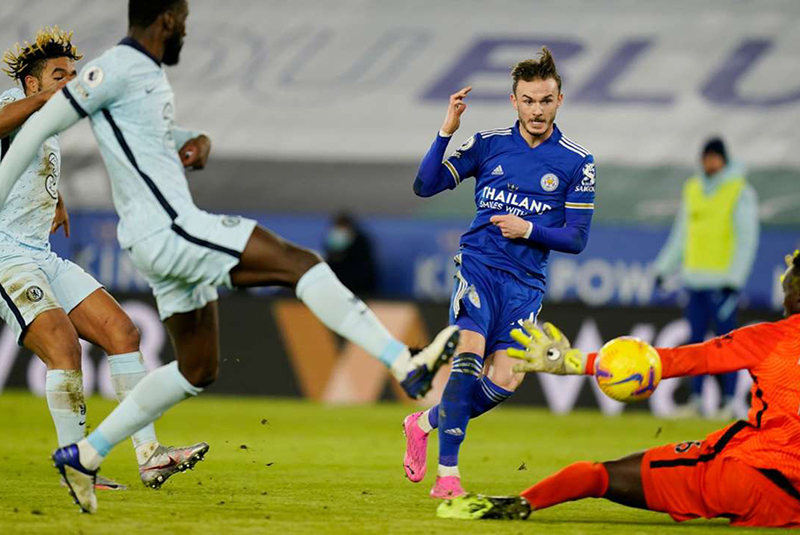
[594,337,662,402]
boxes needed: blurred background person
[325,213,377,296]
[654,137,759,419]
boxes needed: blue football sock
[437,352,483,468]
[471,376,513,418]
[426,375,513,431]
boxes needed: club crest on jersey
[83,66,104,89]
[26,286,44,302]
[540,173,559,192]
[43,152,58,199]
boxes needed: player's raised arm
[0,91,80,207]
[507,318,782,378]
[652,321,785,378]
[413,86,479,197]
[0,82,66,138]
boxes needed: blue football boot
[53,444,98,514]
[401,326,460,399]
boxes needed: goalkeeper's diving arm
[508,320,779,378]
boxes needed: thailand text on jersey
[444,123,595,290]
[62,38,203,250]
[0,88,60,250]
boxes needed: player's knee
[488,368,525,392]
[289,247,323,284]
[42,335,83,370]
[105,320,141,355]
[181,360,219,388]
[295,248,322,274]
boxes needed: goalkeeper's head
[2,26,81,96]
[781,250,800,317]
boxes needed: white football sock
[107,352,159,464]
[438,464,460,478]
[45,369,86,447]
[417,409,434,434]
[296,263,410,378]
[83,361,201,470]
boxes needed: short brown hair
[2,26,82,85]
[511,47,562,94]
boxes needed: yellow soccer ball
[594,337,662,402]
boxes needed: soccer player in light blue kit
[0,26,206,491]
[402,49,596,498]
[0,1,458,513]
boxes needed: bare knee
[179,358,219,388]
[103,319,141,355]
[43,338,82,370]
[25,320,82,370]
[487,365,525,391]
[292,247,323,282]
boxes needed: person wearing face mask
[324,213,377,296]
[654,137,759,420]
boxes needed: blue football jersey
[444,122,596,290]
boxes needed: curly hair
[511,47,562,95]
[2,26,82,86]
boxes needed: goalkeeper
[437,251,800,528]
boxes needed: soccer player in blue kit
[0,0,458,513]
[402,48,597,498]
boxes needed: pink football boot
[402,412,429,482]
[430,476,467,499]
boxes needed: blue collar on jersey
[119,37,162,67]
[511,121,562,150]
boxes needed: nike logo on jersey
[145,85,157,94]
[491,165,504,176]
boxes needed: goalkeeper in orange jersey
[437,250,800,528]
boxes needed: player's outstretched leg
[437,454,645,521]
[230,226,459,399]
[69,288,209,488]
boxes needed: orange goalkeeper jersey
[655,313,800,492]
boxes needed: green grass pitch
[0,391,784,534]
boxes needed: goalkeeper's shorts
[642,441,800,528]
[448,253,543,355]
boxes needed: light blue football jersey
[63,38,202,249]
[0,87,60,250]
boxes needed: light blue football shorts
[127,210,257,320]
[0,236,102,344]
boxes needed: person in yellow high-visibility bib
[654,137,759,420]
